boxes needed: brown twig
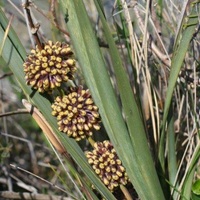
[0,191,72,200]
[22,0,43,49]
[0,72,13,79]
[0,109,28,118]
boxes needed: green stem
[88,136,95,147]
[120,184,133,200]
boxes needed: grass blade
[61,0,165,199]
[94,1,166,199]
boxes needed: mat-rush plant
[0,0,200,199]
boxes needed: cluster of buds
[85,140,129,191]
[23,40,76,93]
[51,86,101,141]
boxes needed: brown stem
[0,72,13,79]
[0,109,28,118]
[22,0,43,50]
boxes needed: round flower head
[51,86,101,141]
[23,40,76,93]
[85,141,129,192]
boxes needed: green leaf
[181,143,200,200]
[167,106,178,198]
[192,194,200,200]
[192,180,200,195]
[60,0,165,199]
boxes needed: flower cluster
[23,39,130,194]
[85,140,128,191]
[51,86,101,141]
[23,40,76,93]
